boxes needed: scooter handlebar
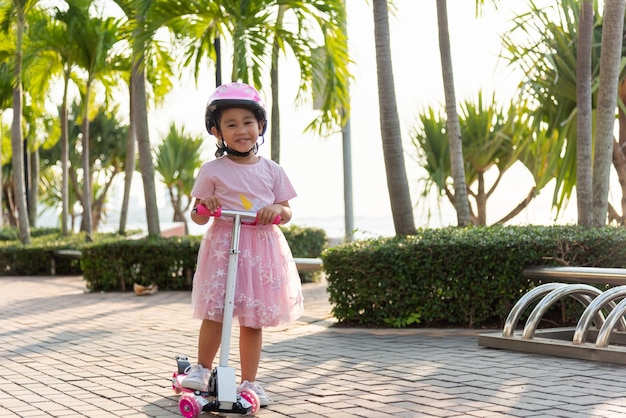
[195,205,281,225]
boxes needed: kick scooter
[172,206,280,417]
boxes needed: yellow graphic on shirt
[240,194,253,210]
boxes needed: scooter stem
[219,213,241,368]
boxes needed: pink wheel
[179,394,201,418]
[239,389,260,415]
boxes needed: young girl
[182,82,304,406]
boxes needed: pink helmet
[205,82,267,135]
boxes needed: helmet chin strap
[224,145,253,157]
[219,136,264,157]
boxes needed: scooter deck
[172,355,259,416]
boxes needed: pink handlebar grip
[194,205,281,225]
[194,205,220,217]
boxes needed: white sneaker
[238,380,272,407]
[181,364,209,391]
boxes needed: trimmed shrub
[322,225,626,328]
[81,236,200,292]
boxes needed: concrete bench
[50,249,82,275]
[294,257,323,273]
[523,266,626,285]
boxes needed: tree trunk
[4,178,17,227]
[613,77,626,225]
[576,0,594,226]
[612,135,626,225]
[372,0,415,236]
[92,170,118,231]
[61,69,71,235]
[132,15,160,237]
[80,84,93,240]
[592,0,624,226]
[11,7,30,244]
[28,148,38,228]
[476,171,486,225]
[341,0,354,242]
[133,65,160,236]
[119,79,135,235]
[270,5,285,164]
[0,118,2,228]
[436,0,471,227]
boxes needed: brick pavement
[2,275,626,417]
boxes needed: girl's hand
[256,203,290,225]
[197,197,222,214]
[191,197,221,225]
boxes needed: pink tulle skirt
[191,218,304,328]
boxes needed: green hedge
[82,236,200,292]
[0,231,104,276]
[322,225,626,328]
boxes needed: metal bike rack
[478,267,626,364]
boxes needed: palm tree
[72,14,122,239]
[266,0,353,240]
[155,123,203,234]
[20,85,56,229]
[269,4,285,164]
[25,1,88,235]
[576,0,594,227]
[39,102,127,231]
[118,81,134,235]
[150,0,350,143]
[436,0,470,227]
[1,0,39,244]
[436,0,502,227]
[591,0,624,226]
[372,0,415,235]
[502,0,585,212]
[410,94,556,226]
[0,25,16,229]
[110,1,174,236]
[81,105,128,230]
[115,0,165,237]
[503,0,626,225]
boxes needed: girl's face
[212,107,262,154]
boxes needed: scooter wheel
[179,393,201,418]
[239,389,260,415]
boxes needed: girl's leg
[198,319,222,368]
[239,326,262,382]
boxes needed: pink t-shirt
[191,156,297,212]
